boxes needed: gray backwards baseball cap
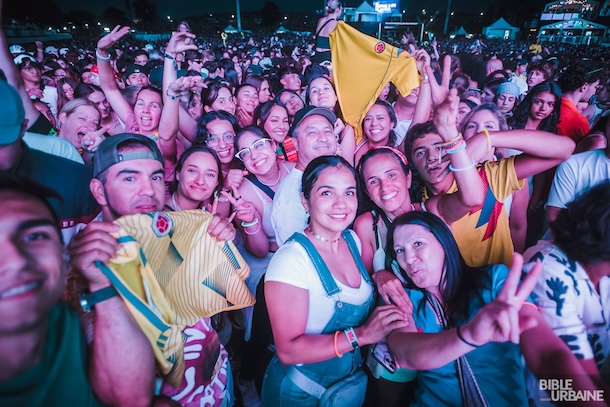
[0,80,26,145]
[290,105,336,136]
[93,133,164,178]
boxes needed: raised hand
[221,185,257,224]
[81,126,109,152]
[97,25,131,52]
[68,222,121,291]
[432,87,460,142]
[208,195,237,242]
[168,75,204,95]
[225,169,248,191]
[165,31,197,56]
[460,253,543,346]
[425,54,452,107]
[411,49,431,74]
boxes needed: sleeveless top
[315,18,336,50]
[245,163,291,244]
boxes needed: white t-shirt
[41,86,59,117]
[23,132,83,164]
[265,230,373,333]
[547,149,610,209]
[393,118,413,146]
[524,241,610,382]
[271,168,305,246]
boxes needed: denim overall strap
[343,230,372,285]
[286,232,341,297]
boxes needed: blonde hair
[325,0,342,15]
[58,98,100,131]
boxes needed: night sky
[50,0,498,20]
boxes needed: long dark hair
[388,211,488,327]
[170,145,223,195]
[195,110,239,145]
[302,155,357,200]
[510,81,561,133]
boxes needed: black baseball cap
[290,105,336,135]
[123,63,150,79]
[93,133,164,178]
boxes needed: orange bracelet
[333,330,343,358]
[522,302,539,312]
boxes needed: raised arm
[426,88,485,224]
[96,25,134,124]
[466,129,575,179]
[0,19,42,127]
[68,222,155,406]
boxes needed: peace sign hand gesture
[425,54,452,108]
[459,253,543,346]
[221,185,258,224]
[207,195,237,242]
[81,126,110,152]
[97,25,131,52]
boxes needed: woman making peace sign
[386,211,602,406]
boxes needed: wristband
[166,88,181,101]
[241,218,259,228]
[164,53,178,70]
[456,325,480,348]
[440,133,464,149]
[449,160,476,172]
[243,224,261,235]
[334,330,343,358]
[80,285,118,312]
[95,49,111,62]
[344,327,359,349]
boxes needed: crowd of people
[3,0,610,405]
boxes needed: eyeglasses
[206,132,235,147]
[193,60,203,63]
[235,138,272,161]
[22,65,41,71]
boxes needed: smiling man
[271,106,338,246]
[0,173,155,406]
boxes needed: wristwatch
[79,286,119,312]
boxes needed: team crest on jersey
[152,212,174,237]
[374,42,385,54]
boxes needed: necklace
[308,227,340,243]
[258,168,281,187]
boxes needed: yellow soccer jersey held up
[95,210,255,386]
[330,21,420,143]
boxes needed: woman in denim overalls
[262,156,409,406]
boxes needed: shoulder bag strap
[245,173,275,199]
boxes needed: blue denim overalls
[261,231,375,406]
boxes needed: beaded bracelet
[164,53,178,70]
[165,88,181,101]
[440,133,464,150]
[95,49,111,62]
[456,325,480,348]
[449,160,476,172]
[445,141,466,155]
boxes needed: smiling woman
[262,155,408,406]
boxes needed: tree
[133,0,157,23]
[100,7,131,27]
[261,1,281,27]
